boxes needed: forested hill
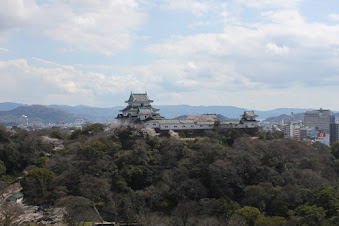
[264,112,305,123]
[1,124,339,225]
[0,105,80,125]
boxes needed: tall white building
[304,108,335,144]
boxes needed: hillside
[0,105,80,125]
[1,124,339,225]
[49,105,122,123]
[264,112,305,123]
[0,102,26,111]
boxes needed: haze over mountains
[0,105,79,125]
[0,102,331,125]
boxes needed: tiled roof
[146,120,160,123]
[158,119,196,124]
[243,111,257,117]
[220,121,240,124]
[138,108,154,114]
[159,120,180,124]
[127,93,152,102]
[178,120,195,124]
[120,107,138,112]
[196,121,215,125]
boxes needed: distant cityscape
[261,109,339,146]
[116,92,338,145]
[0,92,338,146]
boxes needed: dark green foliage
[0,126,10,143]
[0,143,19,174]
[35,157,47,168]
[311,186,339,218]
[56,196,101,224]
[69,129,82,139]
[49,130,66,140]
[255,216,287,225]
[234,206,261,226]
[77,141,107,160]
[81,123,105,135]
[3,124,339,224]
[331,141,339,159]
[291,204,326,226]
[0,160,6,176]
[21,168,56,205]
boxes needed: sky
[0,0,339,110]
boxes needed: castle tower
[116,92,163,124]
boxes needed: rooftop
[126,92,152,103]
[138,108,154,114]
[12,192,24,199]
[242,111,258,118]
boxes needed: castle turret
[116,92,163,124]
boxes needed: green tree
[243,185,270,212]
[78,175,112,203]
[311,186,339,218]
[224,129,242,146]
[291,204,326,226]
[82,123,105,136]
[77,141,107,161]
[234,206,261,226]
[35,157,47,168]
[0,160,6,176]
[21,168,56,205]
[331,141,339,159]
[255,216,286,226]
[69,129,82,140]
[50,130,66,140]
[0,126,10,143]
[56,196,101,225]
[0,143,19,174]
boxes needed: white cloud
[261,10,304,25]
[329,13,339,21]
[146,9,339,94]
[0,59,146,106]
[265,42,290,55]
[235,0,304,9]
[159,0,216,16]
[0,0,146,55]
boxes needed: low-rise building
[8,192,24,203]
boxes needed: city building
[333,123,339,143]
[304,108,335,144]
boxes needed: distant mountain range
[264,113,305,123]
[0,105,79,126]
[0,102,337,125]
